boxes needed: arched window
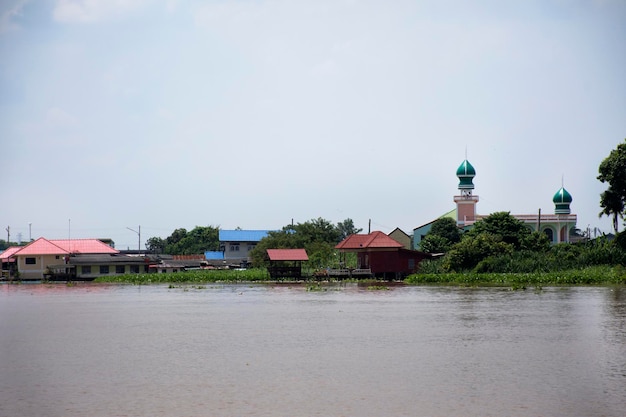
[543,228,554,243]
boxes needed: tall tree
[336,218,363,241]
[598,140,626,233]
[145,237,166,254]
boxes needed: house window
[82,266,92,274]
[55,255,60,260]
[230,245,240,252]
[115,265,125,274]
[100,265,110,274]
[130,265,140,274]
[25,257,36,265]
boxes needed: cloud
[0,0,28,33]
[53,0,149,23]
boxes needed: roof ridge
[363,231,383,246]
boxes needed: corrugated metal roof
[49,239,119,254]
[12,238,119,256]
[219,230,271,242]
[335,231,403,250]
[267,249,309,261]
[204,251,225,260]
[0,246,22,261]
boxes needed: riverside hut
[266,249,308,279]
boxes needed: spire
[553,184,573,215]
[456,159,476,190]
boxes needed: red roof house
[335,231,430,279]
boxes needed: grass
[405,265,626,287]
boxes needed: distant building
[413,159,577,250]
[1,238,147,280]
[203,229,273,267]
[336,231,431,279]
[388,227,412,250]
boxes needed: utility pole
[127,226,141,254]
[29,222,32,242]
[6,226,9,245]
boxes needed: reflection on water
[1,283,625,417]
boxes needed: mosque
[412,159,577,250]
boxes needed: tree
[148,226,220,255]
[466,211,531,250]
[419,217,462,253]
[420,234,452,254]
[249,217,350,268]
[295,217,342,244]
[443,233,513,272]
[598,139,626,233]
[336,218,363,241]
[145,237,166,254]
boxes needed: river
[1,283,624,417]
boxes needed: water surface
[1,283,624,417]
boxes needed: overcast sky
[1,0,624,249]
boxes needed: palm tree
[599,187,624,234]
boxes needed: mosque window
[543,228,554,242]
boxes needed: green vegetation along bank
[91,265,626,287]
[405,265,626,287]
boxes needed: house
[54,254,149,280]
[335,231,431,279]
[0,246,22,279]
[4,237,149,280]
[388,227,412,250]
[218,229,272,266]
[266,248,309,279]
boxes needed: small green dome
[553,187,572,214]
[456,160,476,190]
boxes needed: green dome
[456,160,476,190]
[553,187,572,214]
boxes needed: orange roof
[335,231,404,250]
[13,238,119,256]
[267,249,309,261]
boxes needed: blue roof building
[218,229,274,263]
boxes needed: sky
[1,0,625,250]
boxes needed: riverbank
[405,265,626,287]
[86,265,626,287]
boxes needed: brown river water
[1,283,625,417]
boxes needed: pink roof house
[11,238,118,279]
